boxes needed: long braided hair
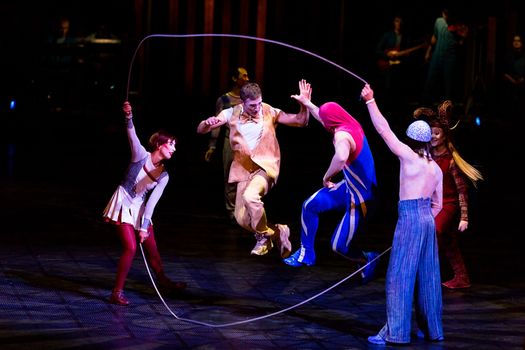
[434,101,483,187]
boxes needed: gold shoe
[250,235,273,256]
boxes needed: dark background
[0,0,523,254]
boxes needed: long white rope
[133,33,383,327]
[140,243,391,328]
[125,33,369,100]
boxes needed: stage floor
[1,180,524,350]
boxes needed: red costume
[433,147,471,288]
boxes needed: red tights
[113,223,165,291]
[435,206,468,278]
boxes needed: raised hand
[323,176,336,189]
[360,84,374,102]
[299,79,312,100]
[123,101,132,118]
[291,79,312,104]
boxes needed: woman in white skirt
[103,101,186,306]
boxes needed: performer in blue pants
[361,83,444,345]
[284,100,379,282]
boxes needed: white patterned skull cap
[406,120,431,142]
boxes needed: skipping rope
[140,243,391,328]
[130,33,389,327]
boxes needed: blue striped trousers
[378,198,443,343]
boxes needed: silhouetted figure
[501,34,525,123]
[375,15,426,126]
[44,16,82,112]
[204,67,250,224]
[423,8,468,105]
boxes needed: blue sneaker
[361,251,380,284]
[367,334,386,345]
[283,247,315,267]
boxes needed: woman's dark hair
[148,130,176,152]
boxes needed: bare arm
[302,101,321,125]
[277,79,312,127]
[360,84,410,158]
[197,112,227,134]
[323,131,353,188]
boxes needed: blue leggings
[300,180,369,260]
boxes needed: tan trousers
[234,169,278,238]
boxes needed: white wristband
[365,98,376,105]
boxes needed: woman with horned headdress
[416,101,483,289]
